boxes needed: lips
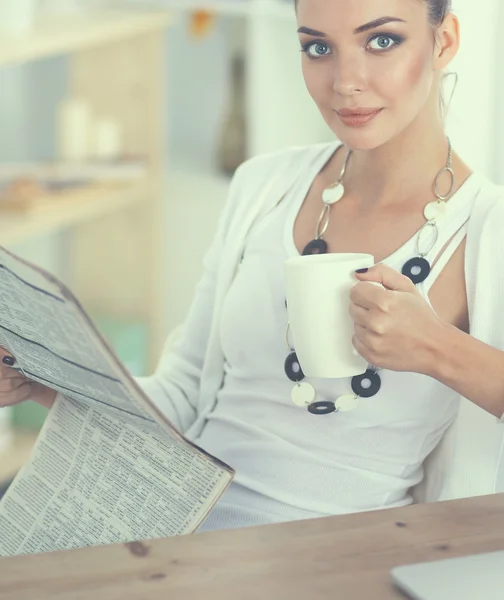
[336,108,383,128]
[337,107,383,117]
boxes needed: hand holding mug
[350,263,444,375]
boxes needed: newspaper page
[0,246,234,557]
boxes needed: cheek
[375,51,433,105]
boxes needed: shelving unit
[0,9,173,68]
[0,7,176,479]
[0,9,174,369]
[0,179,152,246]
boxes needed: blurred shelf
[166,163,232,186]
[0,430,38,483]
[155,0,294,19]
[161,1,247,15]
[0,178,154,247]
[0,9,174,69]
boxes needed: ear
[433,13,460,70]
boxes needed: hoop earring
[442,71,458,118]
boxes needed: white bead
[291,383,316,407]
[335,394,361,412]
[424,201,448,221]
[322,183,345,205]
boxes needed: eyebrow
[297,17,406,38]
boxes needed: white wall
[495,0,504,184]
[444,0,500,179]
[246,11,333,157]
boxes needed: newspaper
[0,246,234,557]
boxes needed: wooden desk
[1,494,503,600]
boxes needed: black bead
[308,401,336,415]
[284,352,305,383]
[402,257,431,285]
[302,239,328,256]
[351,369,382,399]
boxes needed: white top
[138,141,504,528]
[192,148,482,530]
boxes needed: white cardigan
[140,142,504,503]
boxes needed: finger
[354,323,369,338]
[350,281,386,310]
[31,382,57,409]
[0,350,19,378]
[0,381,32,408]
[349,302,370,327]
[0,367,21,380]
[0,362,23,379]
[352,332,370,363]
[0,348,15,365]
[0,376,26,393]
[353,325,380,360]
[355,263,416,292]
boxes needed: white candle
[58,98,92,162]
[91,118,123,161]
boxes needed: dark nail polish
[355,268,369,274]
[2,356,15,367]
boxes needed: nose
[332,53,366,96]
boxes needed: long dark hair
[425,0,452,26]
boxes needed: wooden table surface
[1,494,503,600]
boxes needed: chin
[330,130,385,152]
[323,116,373,150]
[330,124,398,153]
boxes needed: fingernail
[355,268,369,274]
[2,356,15,367]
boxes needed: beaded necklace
[284,139,455,415]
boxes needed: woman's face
[297,0,451,150]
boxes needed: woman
[1,0,504,531]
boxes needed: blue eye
[367,34,404,51]
[300,33,404,60]
[301,41,332,59]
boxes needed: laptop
[390,550,504,600]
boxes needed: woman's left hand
[349,263,445,375]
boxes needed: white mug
[284,253,375,379]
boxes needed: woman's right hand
[0,349,57,409]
